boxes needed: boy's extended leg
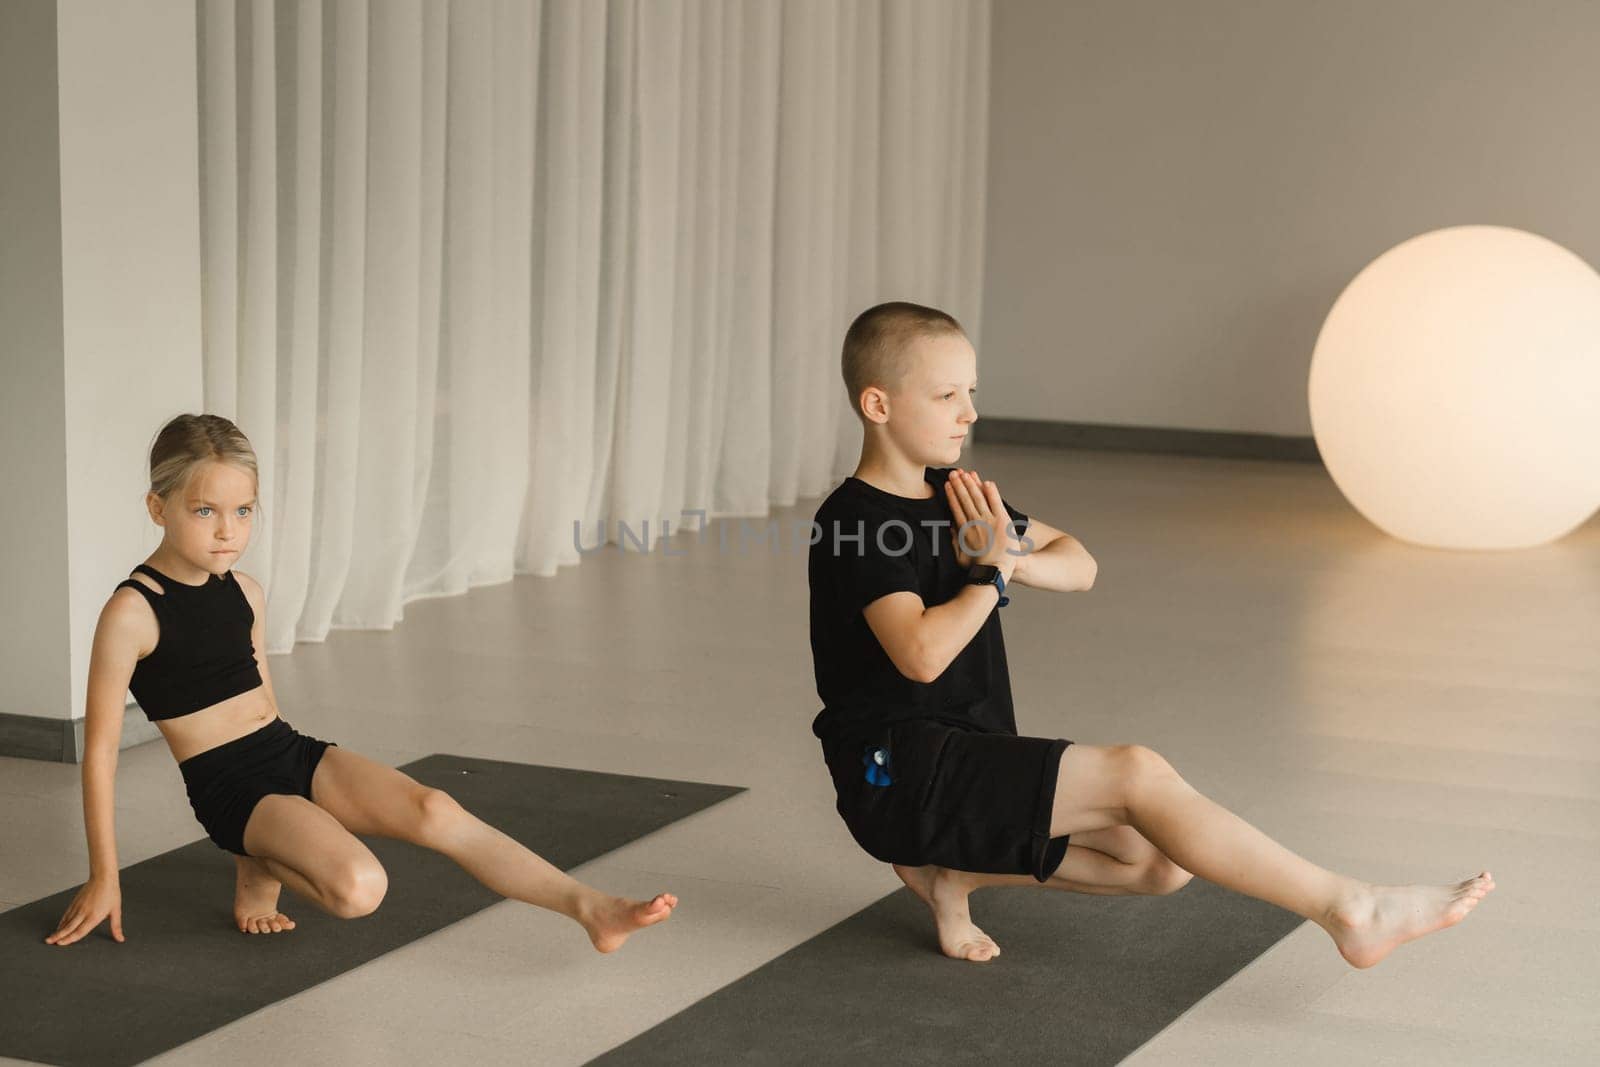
[1050,743,1495,968]
[308,747,677,953]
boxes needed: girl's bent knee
[329,863,388,919]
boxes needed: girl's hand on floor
[45,875,124,946]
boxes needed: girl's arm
[46,589,150,946]
[233,572,280,714]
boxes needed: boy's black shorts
[822,718,1072,882]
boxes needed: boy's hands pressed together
[945,468,1019,577]
[946,467,1098,591]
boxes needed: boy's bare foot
[1322,871,1496,969]
[893,863,1001,963]
[580,892,678,954]
[233,855,296,935]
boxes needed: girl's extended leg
[1050,743,1495,968]
[307,747,676,953]
[894,825,1194,961]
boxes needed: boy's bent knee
[1113,744,1187,815]
[1117,743,1171,771]
[1118,744,1180,784]
[1135,857,1194,896]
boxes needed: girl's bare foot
[233,855,296,935]
[579,892,678,953]
[893,863,1001,963]
[1322,871,1495,969]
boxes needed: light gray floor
[3,443,1597,1066]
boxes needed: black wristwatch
[966,564,1009,607]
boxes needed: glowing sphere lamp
[1308,225,1600,549]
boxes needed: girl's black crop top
[114,564,264,721]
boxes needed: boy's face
[146,460,258,576]
[875,331,979,466]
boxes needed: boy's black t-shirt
[808,466,1030,748]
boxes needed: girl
[47,413,676,946]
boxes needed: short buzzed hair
[841,301,966,419]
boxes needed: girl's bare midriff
[157,686,280,764]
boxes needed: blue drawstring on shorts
[863,745,892,786]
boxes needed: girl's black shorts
[177,717,336,856]
[821,718,1072,882]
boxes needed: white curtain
[196,0,992,654]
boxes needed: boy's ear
[859,385,890,424]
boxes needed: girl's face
[147,460,258,576]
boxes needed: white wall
[982,0,1600,436]
[0,0,202,728]
[57,0,205,719]
[0,0,73,721]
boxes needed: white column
[0,0,203,760]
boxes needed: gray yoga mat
[0,755,742,1067]
[593,878,1304,1065]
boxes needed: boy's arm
[1010,515,1096,592]
[863,559,1014,685]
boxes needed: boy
[808,301,1493,966]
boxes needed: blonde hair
[841,301,966,420]
[147,414,259,502]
